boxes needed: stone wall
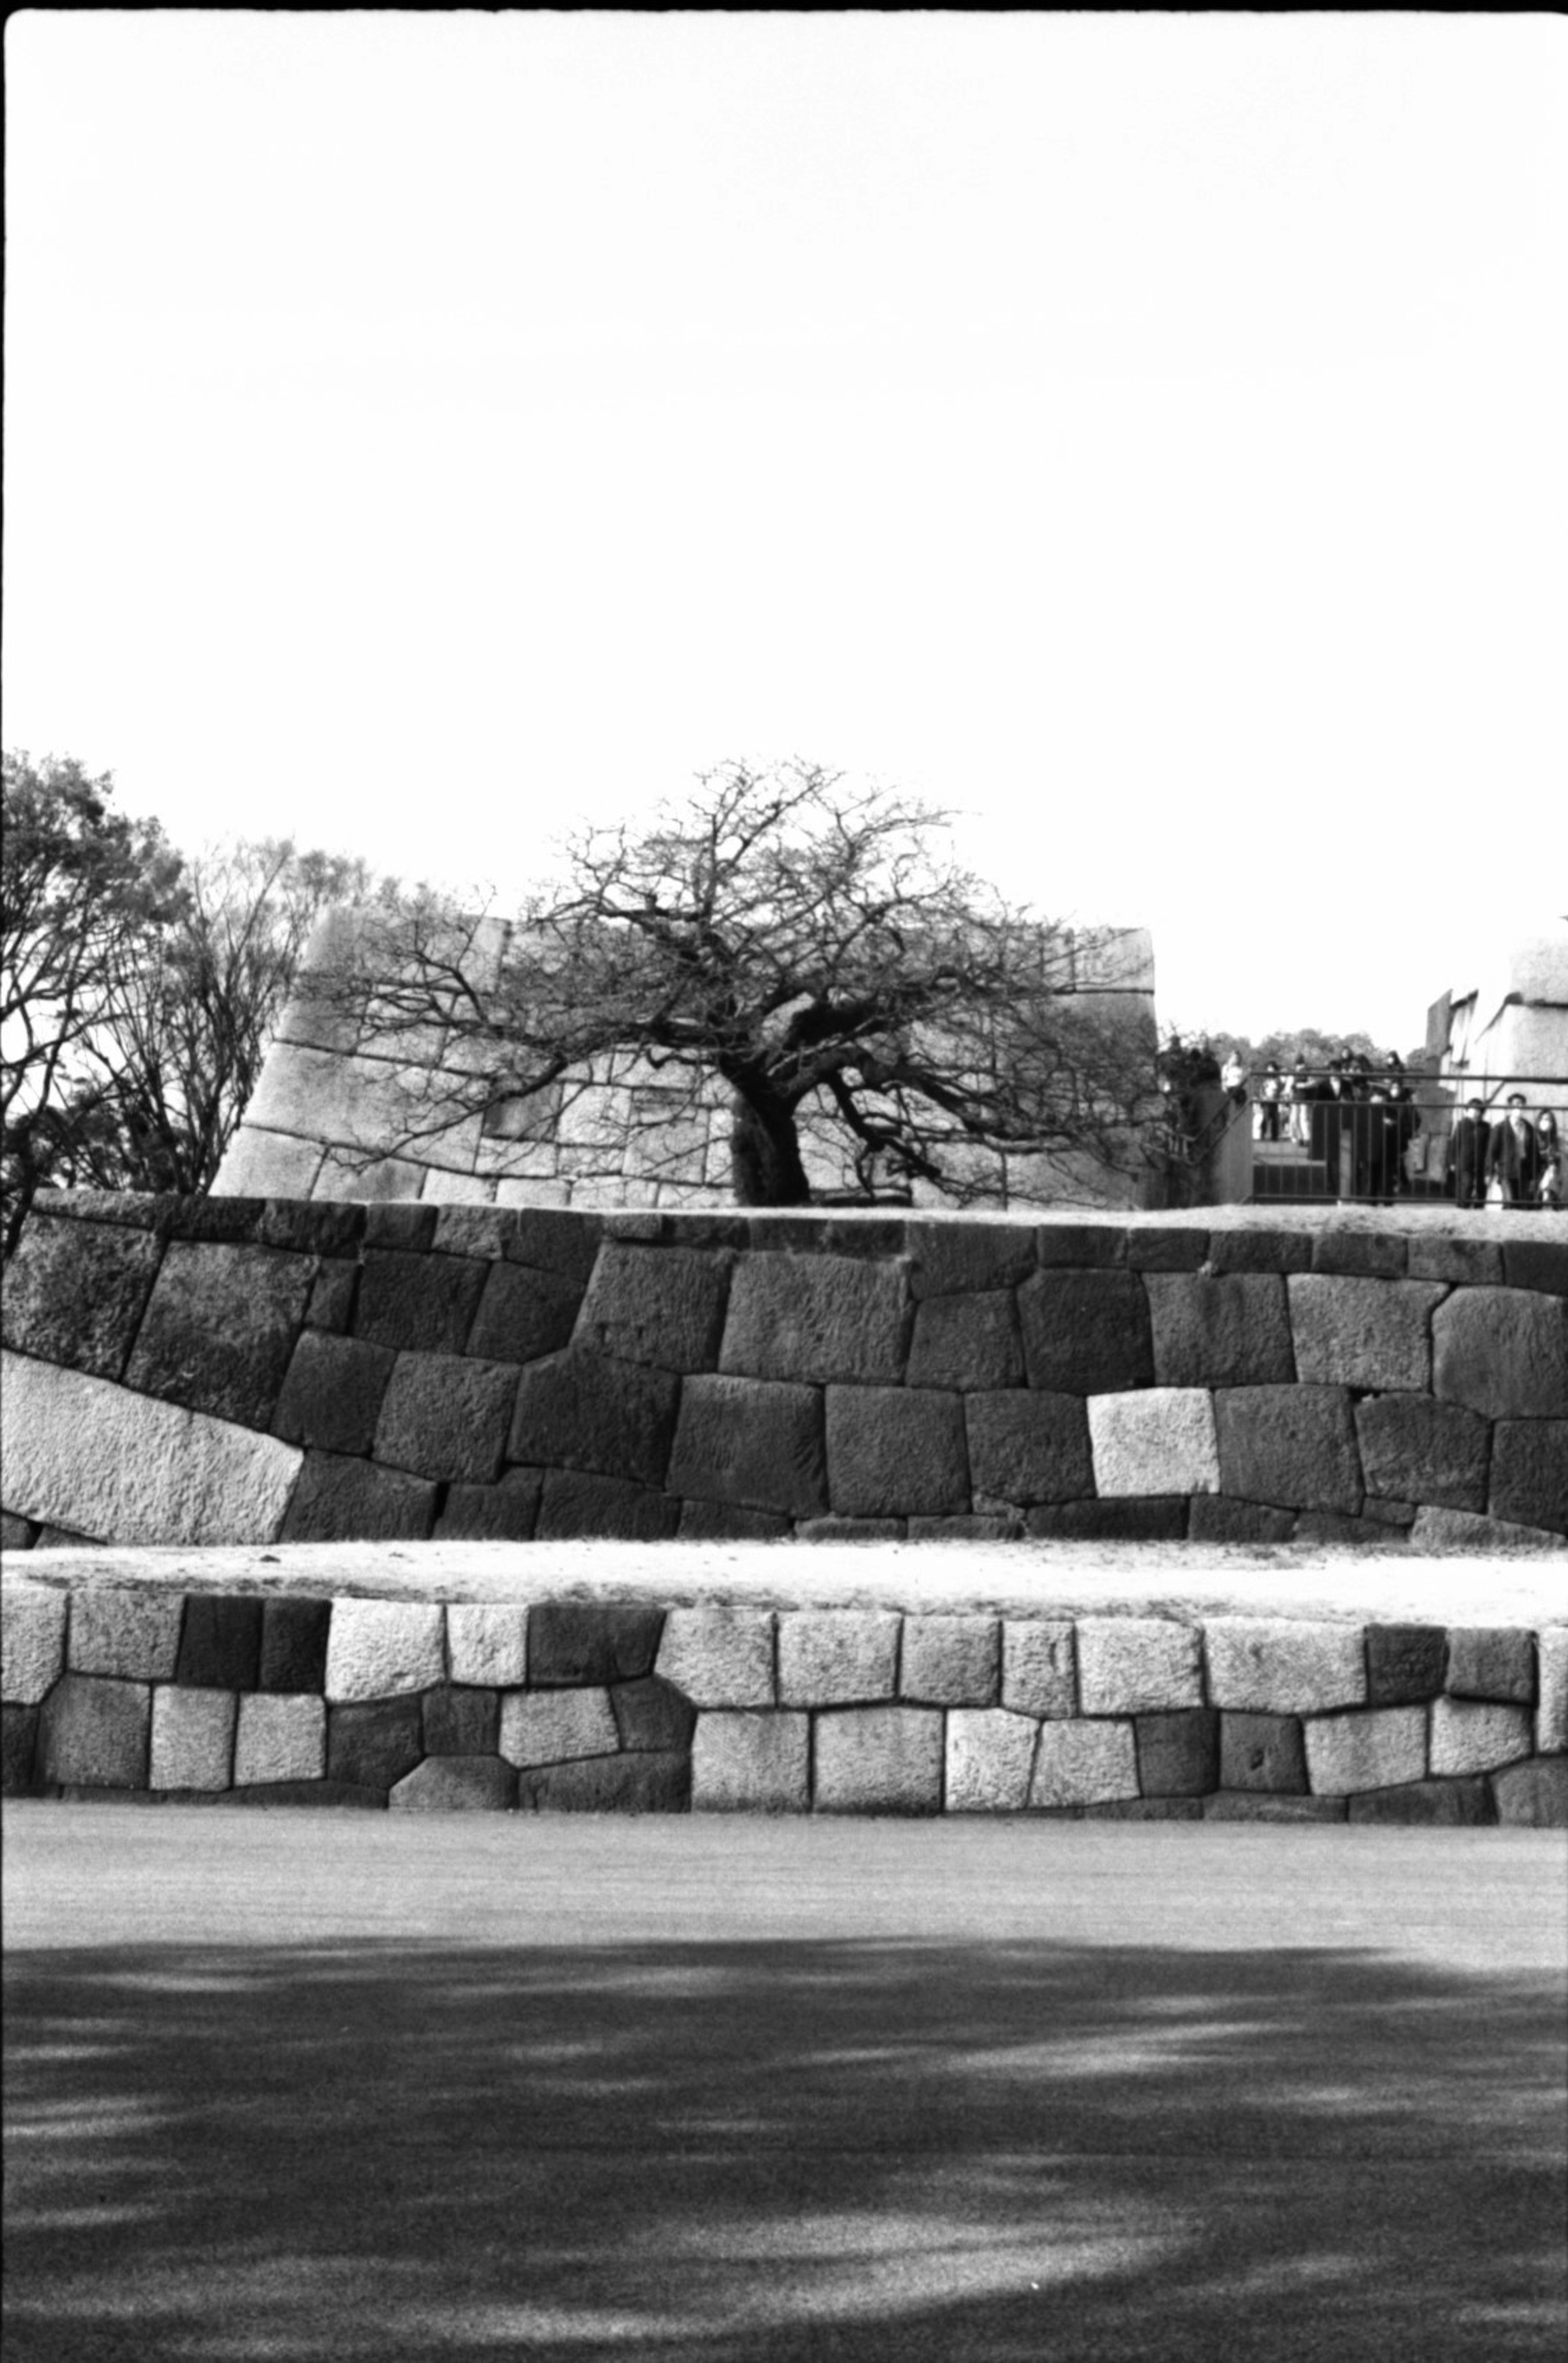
[3,1192,1564,1551]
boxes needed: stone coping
[4,1539,1561,1627]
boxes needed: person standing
[1489,1093,1542,1208]
[1536,1111,1563,1210]
[1446,1098,1491,1209]
[1258,1060,1283,1142]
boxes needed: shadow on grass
[4,1935,1564,2362]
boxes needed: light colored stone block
[900,1615,999,1707]
[1428,1697,1535,1777]
[777,1610,900,1706]
[1077,1618,1203,1713]
[234,1693,326,1785]
[150,1686,236,1791]
[446,1604,529,1688]
[1304,1706,1427,1794]
[1408,1506,1567,1553]
[947,1709,1038,1811]
[1030,1720,1139,1807]
[498,1687,618,1768]
[1087,1390,1219,1498]
[657,1608,775,1708]
[324,1599,445,1703]
[67,1590,185,1681]
[1204,1619,1366,1714]
[390,1757,516,1811]
[211,1126,325,1199]
[1,1352,303,1547]
[692,1712,810,1811]
[1539,1629,1568,1755]
[1,1583,67,1704]
[1288,1277,1446,1392]
[1002,1621,1076,1717]
[814,1706,943,1813]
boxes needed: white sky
[6,12,1566,1048]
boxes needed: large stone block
[1143,1273,1294,1388]
[1033,1225,1127,1269]
[824,1387,968,1519]
[234,1693,327,1786]
[1002,1622,1076,1717]
[1365,1625,1448,1706]
[572,1244,729,1372]
[906,1223,1037,1301]
[1205,1793,1347,1823]
[125,1241,316,1428]
[324,1598,445,1702]
[69,1590,184,1681]
[372,1352,519,1484]
[777,1611,900,1706]
[814,1706,943,1814]
[1207,1231,1314,1276]
[1087,1390,1219,1499]
[1134,1708,1218,1797]
[281,1452,435,1543]
[1492,1759,1568,1827]
[1218,1712,1307,1793]
[719,1254,909,1384]
[965,1392,1092,1506]
[508,1350,678,1488]
[1310,1234,1408,1281]
[1127,1229,1209,1273]
[900,1616,999,1707]
[176,1595,262,1691]
[534,1470,682,1540]
[434,1470,543,1541]
[528,1604,663,1686]
[466,1261,582,1364]
[1077,1619,1203,1713]
[1354,1396,1490,1512]
[1287,1277,1445,1394]
[1304,1706,1427,1795]
[272,1333,396,1457]
[1187,1496,1295,1544]
[215,1128,326,1199]
[390,1757,517,1811]
[1428,1697,1534,1777]
[946,1710,1038,1811]
[1030,1497,1189,1541]
[1017,1269,1153,1395]
[1205,1619,1366,1713]
[150,1686,236,1791]
[2,1583,67,1704]
[1446,1628,1535,1704]
[422,1686,500,1756]
[324,1695,421,1788]
[1489,1422,1568,1536]
[667,1374,828,1519]
[1030,1722,1139,1808]
[677,1499,793,1541]
[364,1204,439,1252]
[354,1250,488,1355]
[447,1604,529,1688]
[1503,1242,1568,1298]
[258,1599,332,1693]
[1432,1288,1568,1420]
[610,1677,696,1753]
[1407,1237,1504,1287]
[2,1353,303,1546]
[656,1608,775,1708]
[1213,1386,1361,1514]
[517,1751,690,1812]
[906,1294,1024,1392]
[1348,1779,1494,1827]
[1539,1629,1568,1754]
[38,1675,151,1788]
[1407,1506,1566,1553]
[1,1217,164,1380]
[691,1713,809,1812]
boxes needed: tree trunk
[728,1086,812,1206]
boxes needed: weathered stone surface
[814,1706,943,1814]
[446,1604,529,1688]
[610,1677,697,1753]
[323,1695,419,1788]
[1492,1758,1568,1827]
[2,1583,67,1704]
[667,1375,828,1519]
[353,1249,487,1355]
[1310,1234,1407,1280]
[1,1511,39,1549]
[509,1350,678,1488]
[1539,1630,1568,1754]
[363,1204,439,1252]
[217,1129,326,1200]
[175,1595,261,1691]
[1134,1709,1218,1797]
[777,1611,900,1707]
[258,1598,332,1693]
[2,1352,303,1545]
[1432,1287,1568,1419]
[1029,1722,1139,1807]
[534,1470,680,1540]
[316,1154,428,1205]
[1086,1797,1205,1822]
[371,1352,519,1485]
[324,1598,444,1702]
[422,1686,500,1755]
[677,1499,794,1541]
[281,1453,436,1543]
[1213,1385,1361,1514]
[38,1675,150,1788]
[905,1294,1024,1392]
[1033,1224,1127,1269]
[964,1393,1092,1506]
[36,1526,102,1549]
[1348,1779,1494,1826]
[824,1387,968,1519]
[1503,1241,1568,1298]
[1087,1389,1219,1499]
[69,1590,184,1681]
[1,1704,40,1795]
[1187,1495,1295,1544]
[1406,1236,1504,1287]
[1362,1498,1418,1530]
[1287,1276,1443,1394]
[430,1206,513,1260]
[691,1713,809,1812]
[1304,1706,1427,1795]
[1017,1268,1153,1395]
[1127,1229,1209,1272]
[517,1750,690,1812]
[656,1608,774,1708]
[798,1517,906,1542]
[1205,1619,1365,1713]
[1446,1628,1535,1704]
[1218,1712,1307,1793]
[719,1254,908,1385]
[125,1241,315,1428]
[225,1778,383,1809]
[435,1470,543,1541]
[1408,1506,1566,1553]
[1206,1231,1314,1276]
[1354,1396,1490,1513]
[390,1755,517,1811]
[1365,1625,1448,1706]
[528,1605,664,1686]
[1027,1499,1188,1541]
[1143,1273,1294,1389]
[1428,1697,1534,1777]
[1490,1422,1568,1537]
[1077,1619,1203,1713]
[572,1244,730,1372]
[272,1333,395,1457]
[150,1686,236,1791]
[466,1261,584,1365]
[1001,1622,1076,1717]
[304,1260,359,1334]
[1,1218,164,1380]
[1205,1793,1347,1822]
[501,1207,602,1283]
[946,1709,1038,1811]
[258,1201,365,1257]
[907,1224,1036,1300]
[907,1514,1025,1541]
[900,1616,999,1707]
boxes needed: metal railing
[1227,1070,1566,1209]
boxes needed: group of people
[1446,1093,1563,1212]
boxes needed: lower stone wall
[5,1581,1565,1824]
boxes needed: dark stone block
[1311,1234,1408,1278]
[517,1750,691,1812]
[1407,1236,1504,1287]
[667,1374,828,1520]
[528,1605,665,1687]
[225,1780,386,1808]
[1219,1712,1307,1793]
[126,1241,316,1427]
[1362,1497,1417,1528]
[38,1675,151,1789]
[434,1470,543,1541]
[1206,1230,1314,1275]
[1446,1627,1535,1704]
[176,1595,262,1690]
[258,1598,332,1693]
[662,1214,752,1252]
[510,1350,679,1487]
[907,1514,1025,1540]
[1293,1512,1401,1548]
[327,1696,423,1789]
[1503,1241,1568,1297]
[363,1203,438,1252]
[719,1254,909,1384]
[1025,1498,1187,1541]
[374,1352,519,1483]
[303,1260,359,1333]
[467,1262,582,1364]
[1348,1778,1495,1826]
[431,1207,516,1261]
[603,1211,665,1242]
[273,1332,396,1455]
[281,1453,436,1542]
[422,1686,500,1755]
[355,1249,487,1354]
[1017,1268,1153,1394]
[1144,1272,1294,1388]
[1214,1385,1362,1514]
[1084,1797,1205,1820]
[611,1677,697,1753]
[1204,1792,1348,1822]
[2,1704,41,1795]
[906,1293,1024,1391]
[1491,1759,1568,1827]
[169,1196,269,1243]
[1127,1229,1209,1271]
[1033,1225,1127,1268]
[534,1470,682,1540]
[1187,1495,1296,1544]
[677,1499,793,1540]
[965,1392,1092,1506]
[36,1526,102,1550]
[24,1189,177,1232]
[906,1223,1036,1300]
[505,1207,603,1284]
[1490,1421,1568,1536]
[1135,1708,1218,1797]
[799,1517,906,1541]
[1,1511,40,1550]
[1366,1624,1448,1705]
[1355,1394,1490,1513]
[1,1218,165,1380]
[825,1386,969,1519]
[258,1200,366,1256]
